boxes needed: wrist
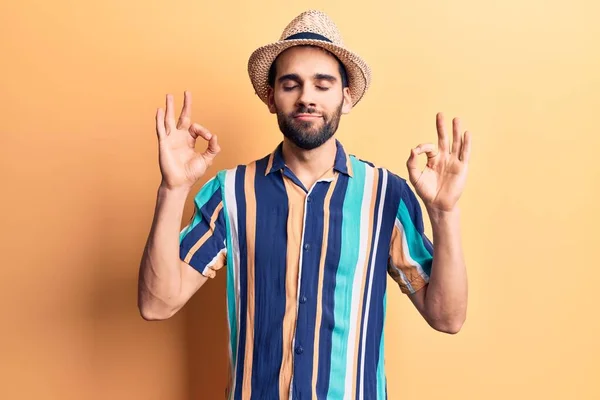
[425,205,460,223]
[158,181,192,197]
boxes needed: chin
[293,120,322,129]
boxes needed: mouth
[294,114,323,121]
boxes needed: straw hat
[247,10,372,107]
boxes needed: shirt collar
[265,139,354,178]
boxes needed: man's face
[267,46,352,150]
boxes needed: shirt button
[300,296,307,304]
[295,346,304,355]
[307,196,312,203]
[304,243,310,251]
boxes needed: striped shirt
[179,140,434,400]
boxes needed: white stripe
[224,168,240,396]
[288,177,332,399]
[390,262,415,293]
[201,247,227,276]
[359,169,387,400]
[344,165,375,400]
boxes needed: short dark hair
[267,45,349,89]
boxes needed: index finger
[165,94,176,130]
[436,112,449,152]
[177,91,192,129]
[156,107,166,139]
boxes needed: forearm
[138,184,190,319]
[423,207,468,332]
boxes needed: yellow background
[2,0,599,399]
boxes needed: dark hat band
[284,32,333,42]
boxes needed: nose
[296,85,317,108]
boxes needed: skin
[267,46,353,190]
[406,114,470,334]
[137,46,471,335]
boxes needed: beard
[276,101,344,150]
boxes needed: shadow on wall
[87,86,268,399]
[185,274,229,400]
[88,177,231,399]
[88,171,234,399]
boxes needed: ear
[341,87,353,114]
[267,87,277,114]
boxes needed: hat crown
[248,9,371,107]
[279,10,344,46]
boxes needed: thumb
[202,134,221,163]
[406,147,421,183]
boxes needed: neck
[281,137,337,188]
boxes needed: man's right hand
[156,91,221,190]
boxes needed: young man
[138,10,471,400]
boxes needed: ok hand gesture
[156,91,220,190]
[406,113,472,212]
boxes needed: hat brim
[248,39,372,107]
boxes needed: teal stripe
[327,157,365,399]
[397,200,433,276]
[376,291,387,400]
[179,176,219,242]
[217,170,238,381]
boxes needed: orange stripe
[265,151,274,175]
[389,225,427,293]
[351,168,379,395]
[242,162,257,400]
[199,249,227,279]
[311,175,338,398]
[279,178,305,398]
[183,201,223,264]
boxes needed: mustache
[293,106,318,116]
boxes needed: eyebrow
[278,73,301,84]
[314,73,337,82]
[278,73,338,84]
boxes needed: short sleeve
[179,176,227,279]
[387,179,434,294]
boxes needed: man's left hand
[406,112,472,212]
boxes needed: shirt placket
[284,169,335,400]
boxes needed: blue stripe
[293,180,330,398]
[316,173,349,398]
[233,165,247,400]
[375,172,403,399]
[282,167,309,193]
[187,207,226,271]
[333,139,352,176]
[179,186,225,272]
[356,168,384,399]
[250,157,288,399]
[328,156,366,399]
[367,170,398,399]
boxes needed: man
[138,9,470,400]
